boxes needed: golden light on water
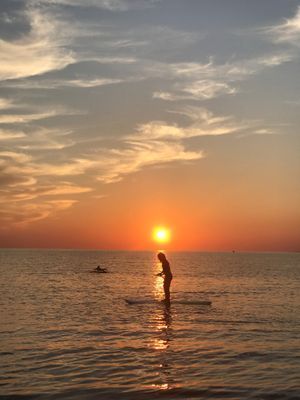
[152,227,171,244]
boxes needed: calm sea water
[0,250,299,400]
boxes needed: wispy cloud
[0,8,74,80]
[0,96,78,127]
[0,199,78,227]
[0,110,60,124]
[131,107,250,140]
[95,141,203,183]
[92,105,278,183]
[90,106,262,183]
[12,183,92,201]
[0,98,15,110]
[16,128,75,151]
[92,57,137,64]
[29,0,159,11]
[154,80,236,101]
[0,129,26,141]
[0,151,33,164]
[0,146,92,226]
[253,128,275,135]
[2,77,125,90]
[265,6,300,46]
[151,52,293,101]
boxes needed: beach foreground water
[1,250,299,399]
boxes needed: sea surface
[0,250,299,400]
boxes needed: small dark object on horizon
[91,265,108,273]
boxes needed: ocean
[1,249,299,399]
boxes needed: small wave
[0,352,14,356]
[2,386,300,400]
[193,319,266,325]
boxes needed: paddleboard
[125,299,211,306]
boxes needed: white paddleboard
[125,299,211,306]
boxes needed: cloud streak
[2,77,125,90]
[0,8,74,81]
[265,6,300,47]
[29,0,158,11]
[0,199,78,227]
[151,52,293,101]
[0,129,26,141]
[95,141,203,183]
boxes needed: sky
[0,0,299,251]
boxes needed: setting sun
[152,227,171,244]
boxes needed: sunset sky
[0,0,299,251]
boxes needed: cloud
[0,129,26,140]
[0,105,207,193]
[16,129,75,151]
[131,107,249,141]
[0,98,14,110]
[1,139,201,185]
[254,129,275,135]
[151,52,293,101]
[95,141,203,183]
[0,167,36,188]
[34,158,99,177]
[91,107,255,183]
[265,6,300,46]
[0,96,78,127]
[0,199,78,227]
[92,57,137,64]
[0,147,92,226]
[29,0,159,11]
[0,110,60,124]
[35,0,129,9]
[61,78,124,88]
[0,151,33,164]
[0,100,76,149]
[12,183,92,201]
[0,8,74,81]
[154,80,236,101]
[2,77,125,90]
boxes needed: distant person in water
[157,252,173,304]
[95,265,107,273]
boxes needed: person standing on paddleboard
[157,252,173,304]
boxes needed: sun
[152,227,171,244]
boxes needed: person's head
[96,266,100,270]
[157,252,166,262]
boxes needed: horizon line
[0,247,299,254]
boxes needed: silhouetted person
[157,252,173,304]
[95,265,107,273]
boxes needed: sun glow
[152,227,171,244]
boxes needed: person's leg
[164,277,171,302]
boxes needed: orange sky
[1,141,299,251]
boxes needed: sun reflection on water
[146,262,176,392]
[153,257,164,301]
[151,382,171,391]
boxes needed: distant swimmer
[92,265,108,273]
[157,252,173,305]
